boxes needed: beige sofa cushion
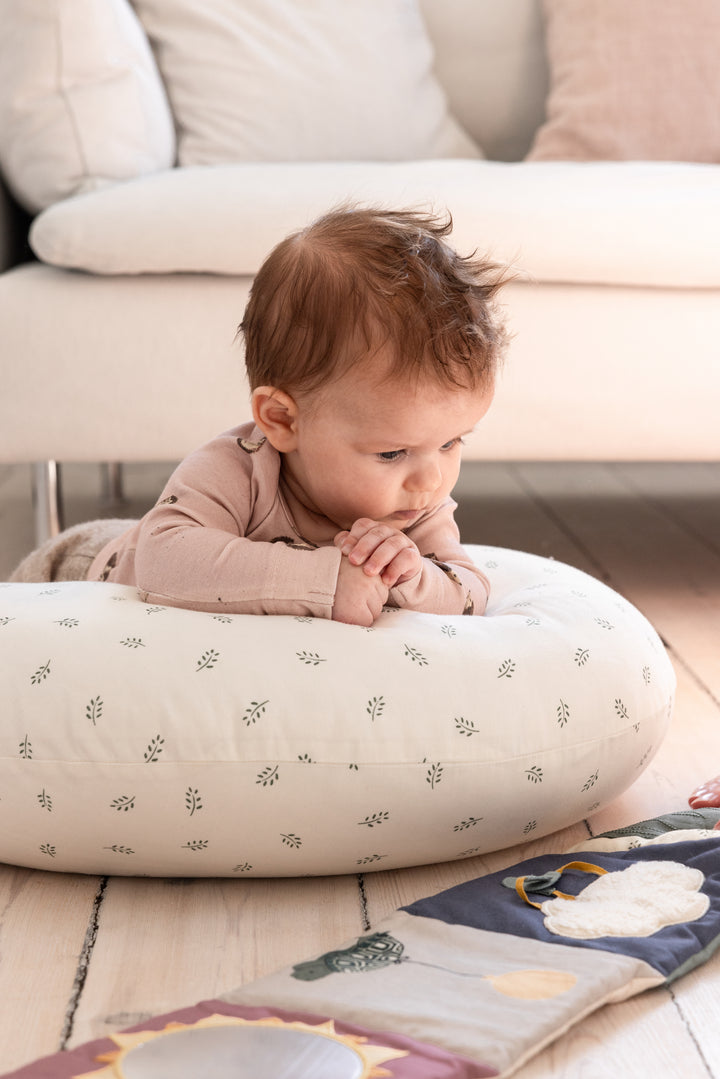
[420,0,549,161]
[0,0,176,214]
[131,0,480,165]
[29,160,720,288]
[528,0,720,162]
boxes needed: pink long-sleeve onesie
[88,424,490,618]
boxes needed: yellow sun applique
[72,1013,408,1079]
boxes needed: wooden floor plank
[0,866,100,1073]
[67,874,364,1049]
[515,987,715,1078]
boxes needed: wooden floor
[1,459,719,1076]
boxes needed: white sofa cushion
[131,0,479,166]
[0,0,176,214]
[0,546,674,877]
[419,0,549,161]
[30,160,720,288]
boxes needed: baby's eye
[376,450,407,463]
[440,437,464,451]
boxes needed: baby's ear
[251,387,299,452]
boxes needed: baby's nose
[405,457,442,492]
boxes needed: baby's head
[241,205,509,400]
[240,207,511,531]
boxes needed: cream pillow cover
[528,0,720,162]
[0,0,176,214]
[131,0,480,165]
[0,546,674,877]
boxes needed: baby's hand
[332,556,389,627]
[335,518,423,588]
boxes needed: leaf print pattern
[366,696,385,721]
[86,696,103,726]
[0,545,674,877]
[243,700,268,725]
[615,699,630,720]
[404,644,428,666]
[582,770,599,792]
[143,736,165,763]
[453,816,483,832]
[426,763,443,788]
[454,716,478,737]
[31,661,51,685]
[296,651,326,665]
[256,765,279,787]
[37,789,52,812]
[358,811,389,828]
[196,649,220,671]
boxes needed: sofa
[1,0,719,543]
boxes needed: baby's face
[281,366,494,532]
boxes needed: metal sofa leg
[100,462,125,505]
[32,460,63,545]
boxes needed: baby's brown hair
[240,206,510,396]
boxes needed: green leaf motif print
[453,816,483,832]
[256,765,279,787]
[403,644,428,666]
[144,735,165,763]
[281,833,302,849]
[243,700,268,725]
[426,762,443,788]
[19,736,32,759]
[358,811,389,828]
[86,696,103,726]
[37,789,52,812]
[526,765,543,783]
[183,839,209,851]
[185,787,203,815]
[120,637,145,648]
[111,795,136,812]
[366,696,385,721]
[582,770,599,791]
[196,649,220,671]
[497,659,516,679]
[296,651,326,666]
[454,716,478,737]
[31,660,51,685]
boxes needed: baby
[12,207,510,627]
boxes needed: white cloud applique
[541,861,710,939]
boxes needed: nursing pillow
[0,546,675,877]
